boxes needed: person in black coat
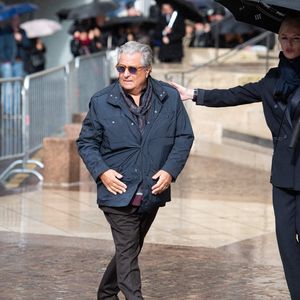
[25,38,46,74]
[77,41,194,300]
[171,15,300,299]
[154,2,185,63]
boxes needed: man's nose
[124,68,131,76]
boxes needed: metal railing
[0,51,110,184]
[166,26,275,86]
[24,66,68,155]
[0,77,24,161]
[66,51,110,113]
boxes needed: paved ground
[0,155,290,300]
[0,231,289,300]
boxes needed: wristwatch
[192,89,198,101]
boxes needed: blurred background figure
[115,0,142,17]
[192,21,212,47]
[0,2,37,116]
[70,25,92,57]
[149,0,161,21]
[125,1,142,16]
[154,2,185,63]
[25,38,46,74]
[0,15,30,115]
[20,18,62,74]
[89,26,106,52]
[183,19,195,47]
[101,15,156,48]
[0,15,30,79]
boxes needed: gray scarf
[119,79,153,135]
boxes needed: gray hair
[117,41,153,67]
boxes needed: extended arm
[171,80,263,107]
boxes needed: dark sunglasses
[115,64,145,75]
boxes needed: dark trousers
[97,207,158,300]
[273,186,300,300]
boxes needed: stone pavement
[0,155,290,300]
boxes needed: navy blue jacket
[0,26,30,63]
[195,67,300,190]
[77,78,194,209]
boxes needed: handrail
[165,29,275,86]
[0,50,110,185]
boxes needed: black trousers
[97,207,158,300]
[273,186,300,300]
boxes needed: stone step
[192,138,272,172]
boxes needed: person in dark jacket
[0,15,30,77]
[70,26,92,57]
[171,15,300,300]
[0,15,30,114]
[154,2,185,63]
[77,41,194,300]
[25,38,46,74]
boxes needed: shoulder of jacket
[158,80,181,98]
[90,83,116,102]
[265,67,279,77]
[156,80,178,93]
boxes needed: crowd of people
[69,2,147,58]
[0,0,272,81]
[0,15,46,78]
[68,1,271,63]
[0,0,274,115]
[0,15,46,115]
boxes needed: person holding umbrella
[24,37,46,74]
[171,15,300,299]
[0,14,30,78]
[154,2,185,63]
[0,14,30,114]
[20,19,62,73]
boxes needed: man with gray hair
[77,41,194,299]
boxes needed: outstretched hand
[170,82,194,101]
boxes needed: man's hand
[162,36,170,44]
[170,82,194,101]
[151,170,172,195]
[14,32,22,42]
[100,169,127,195]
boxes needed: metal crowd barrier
[0,50,111,184]
[0,77,24,161]
[24,65,68,155]
[66,51,110,116]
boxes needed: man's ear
[146,66,152,78]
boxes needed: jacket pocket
[102,117,131,150]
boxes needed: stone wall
[152,47,278,170]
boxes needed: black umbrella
[102,16,157,30]
[156,0,204,22]
[216,0,300,33]
[57,0,118,21]
[56,8,70,21]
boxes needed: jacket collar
[106,77,168,106]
